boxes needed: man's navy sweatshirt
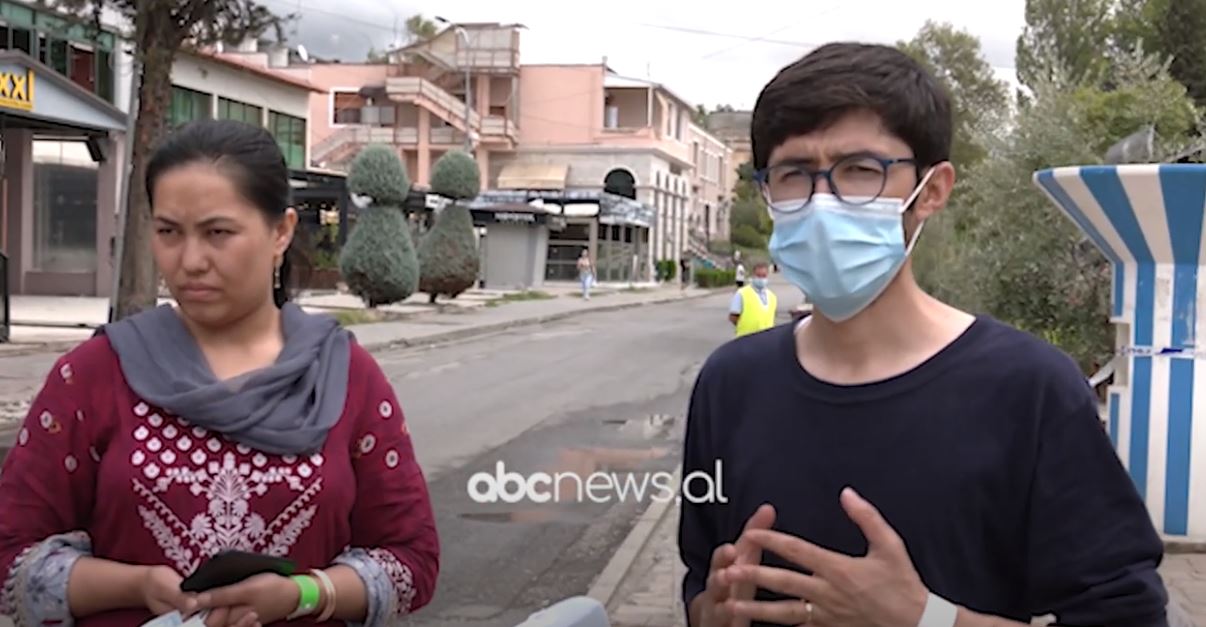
[678,315,1168,626]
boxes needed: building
[686,121,733,248]
[276,21,734,287]
[703,109,752,193]
[0,0,126,298]
[298,22,522,188]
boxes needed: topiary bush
[418,204,479,303]
[429,150,481,200]
[338,145,420,307]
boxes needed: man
[734,261,747,288]
[728,262,777,337]
[679,42,1167,627]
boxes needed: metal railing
[0,250,9,343]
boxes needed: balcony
[311,126,419,168]
[482,115,517,142]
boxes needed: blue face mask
[767,169,934,322]
[751,277,768,290]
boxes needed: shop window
[32,140,98,273]
[219,97,263,126]
[269,111,306,169]
[169,85,212,128]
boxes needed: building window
[269,111,306,169]
[333,91,365,124]
[96,47,113,102]
[68,42,93,92]
[32,139,98,273]
[169,85,211,128]
[219,97,263,126]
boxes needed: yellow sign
[0,68,34,112]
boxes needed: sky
[260,0,1027,110]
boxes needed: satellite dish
[1105,125,1155,164]
[296,44,310,63]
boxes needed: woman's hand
[140,565,199,617]
[195,573,301,626]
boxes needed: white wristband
[917,592,958,627]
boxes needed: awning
[497,163,568,190]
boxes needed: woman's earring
[273,264,281,289]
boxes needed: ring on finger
[801,600,813,625]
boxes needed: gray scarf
[99,302,351,456]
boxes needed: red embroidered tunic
[0,335,439,626]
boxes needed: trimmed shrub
[694,268,737,288]
[430,150,481,200]
[418,204,479,302]
[338,145,420,307]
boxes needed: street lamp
[435,15,473,153]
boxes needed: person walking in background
[0,119,439,626]
[728,262,777,337]
[577,249,594,299]
[680,256,691,291]
[734,261,747,288]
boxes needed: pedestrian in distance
[0,119,439,627]
[728,262,777,337]
[680,42,1168,627]
[577,249,594,299]
[734,261,746,288]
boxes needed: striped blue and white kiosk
[1034,164,1206,539]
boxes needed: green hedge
[655,260,677,281]
[694,268,736,288]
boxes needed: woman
[0,120,439,626]
[576,249,593,299]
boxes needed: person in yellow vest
[728,262,777,336]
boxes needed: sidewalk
[0,283,719,427]
[605,506,1206,627]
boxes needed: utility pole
[435,16,473,154]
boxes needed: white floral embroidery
[129,409,322,574]
[135,402,149,417]
[89,446,101,463]
[379,401,393,419]
[39,411,52,430]
[385,450,399,469]
[75,410,85,422]
[310,453,324,466]
[368,548,417,614]
[64,455,77,473]
[359,434,376,454]
[17,428,27,446]
[59,362,73,381]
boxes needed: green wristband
[289,575,321,618]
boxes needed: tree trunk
[114,8,180,320]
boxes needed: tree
[916,49,1198,373]
[898,21,1010,170]
[339,145,421,307]
[419,151,481,302]
[48,0,288,320]
[405,14,438,43]
[1015,0,1117,90]
[1153,0,1206,106]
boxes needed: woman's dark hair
[750,42,953,171]
[145,118,297,307]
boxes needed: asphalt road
[386,288,747,626]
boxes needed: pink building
[253,22,736,284]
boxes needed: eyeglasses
[753,154,917,212]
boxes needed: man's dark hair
[750,42,952,171]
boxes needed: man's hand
[720,488,928,627]
[695,504,777,627]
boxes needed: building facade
[0,0,126,298]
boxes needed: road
[390,288,756,626]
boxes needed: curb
[586,468,681,610]
[358,290,723,353]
